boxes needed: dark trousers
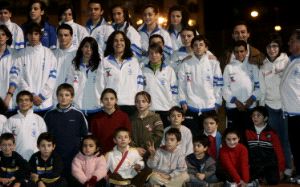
[155,110,170,128]
[250,164,279,185]
[288,115,300,175]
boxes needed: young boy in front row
[147,128,189,187]
[186,135,218,186]
[105,127,145,187]
[0,133,29,187]
[29,132,67,187]
[161,106,193,156]
[2,91,47,161]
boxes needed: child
[142,43,178,127]
[106,127,144,186]
[72,135,107,187]
[147,128,189,187]
[245,106,285,185]
[131,91,164,156]
[44,83,88,180]
[219,128,250,187]
[90,88,131,153]
[161,106,193,156]
[29,132,67,187]
[202,113,222,160]
[223,40,260,132]
[2,91,47,160]
[178,35,222,137]
[186,135,218,186]
[0,1,24,49]
[0,133,28,187]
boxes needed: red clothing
[208,135,217,160]
[219,143,249,183]
[90,109,131,153]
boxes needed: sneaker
[224,181,237,187]
[249,179,260,187]
[289,175,300,184]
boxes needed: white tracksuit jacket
[0,20,24,49]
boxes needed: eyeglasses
[267,44,279,49]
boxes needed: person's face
[0,29,8,46]
[113,131,131,149]
[101,92,117,111]
[112,7,125,24]
[232,24,250,42]
[62,8,73,22]
[30,3,44,22]
[27,31,41,46]
[57,29,72,49]
[143,7,157,26]
[180,30,194,47]
[193,40,207,56]
[149,49,162,64]
[169,111,184,127]
[203,118,218,135]
[88,3,103,21]
[170,10,182,26]
[57,89,73,108]
[165,134,179,151]
[0,9,11,23]
[82,139,98,156]
[113,33,125,54]
[135,95,150,113]
[225,133,240,148]
[266,42,280,61]
[81,42,92,60]
[150,37,164,48]
[1,139,15,157]
[18,95,33,113]
[193,142,207,156]
[233,45,247,62]
[288,33,300,55]
[38,140,55,159]
[251,111,266,127]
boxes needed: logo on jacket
[106,70,112,77]
[185,72,192,82]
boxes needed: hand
[4,94,12,107]
[31,173,39,182]
[38,181,46,187]
[0,178,10,185]
[147,141,156,158]
[13,182,21,187]
[181,104,188,113]
[136,147,146,156]
[238,180,247,187]
[159,173,171,180]
[235,100,246,111]
[196,173,205,180]
[245,97,254,108]
[134,164,142,172]
[33,95,43,106]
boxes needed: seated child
[245,106,285,185]
[106,127,144,186]
[147,128,189,187]
[29,132,67,187]
[219,128,250,187]
[0,133,28,187]
[161,106,193,156]
[72,135,107,187]
[186,135,218,186]
[2,90,47,160]
[202,113,222,160]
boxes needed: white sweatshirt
[0,20,24,49]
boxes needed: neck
[59,104,71,109]
[0,44,6,55]
[117,145,127,153]
[60,42,72,50]
[114,53,124,62]
[33,17,42,24]
[104,107,116,115]
[138,110,149,118]
[147,23,157,33]
[195,54,203,59]
[171,124,181,129]
[92,18,101,26]
[173,24,182,31]
[20,110,28,116]
[195,153,205,159]
[41,154,50,161]
[83,58,90,65]
[186,46,193,53]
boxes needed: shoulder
[182,55,193,63]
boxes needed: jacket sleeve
[219,147,241,183]
[15,153,30,182]
[2,119,13,134]
[177,63,187,105]
[169,153,187,178]
[147,150,160,169]
[258,69,266,106]
[169,67,179,106]
[222,65,236,104]
[93,156,107,181]
[204,157,216,179]
[9,55,26,90]
[41,154,64,180]
[151,115,164,149]
[39,53,57,100]
[240,145,250,183]
[72,156,88,184]
[79,113,88,137]
[272,131,285,172]
[249,65,260,102]
[136,61,144,92]
[49,25,57,50]
[212,60,223,106]
[186,158,199,181]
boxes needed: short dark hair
[193,135,210,148]
[113,127,131,139]
[180,26,197,37]
[203,112,219,124]
[165,128,181,142]
[0,1,12,13]
[0,25,13,45]
[148,43,163,55]
[232,20,249,33]
[57,23,73,36]
[0,133,15,144]
[135,91,151,104]
[233,40,247,50]
[191,35,210,48]
[37,132,55,146]
[16,90,33,104]
[56,83,74,97]
[88,0,103,6]
[143,4,159,14]
[149,34,164,45]
[251,106,269,118]
[223,127,240,140]
[25,22,43,36]
[169,106,184,117]
[80,134,101,155]
[58,3,75,22]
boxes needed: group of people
[0,0,300,186]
